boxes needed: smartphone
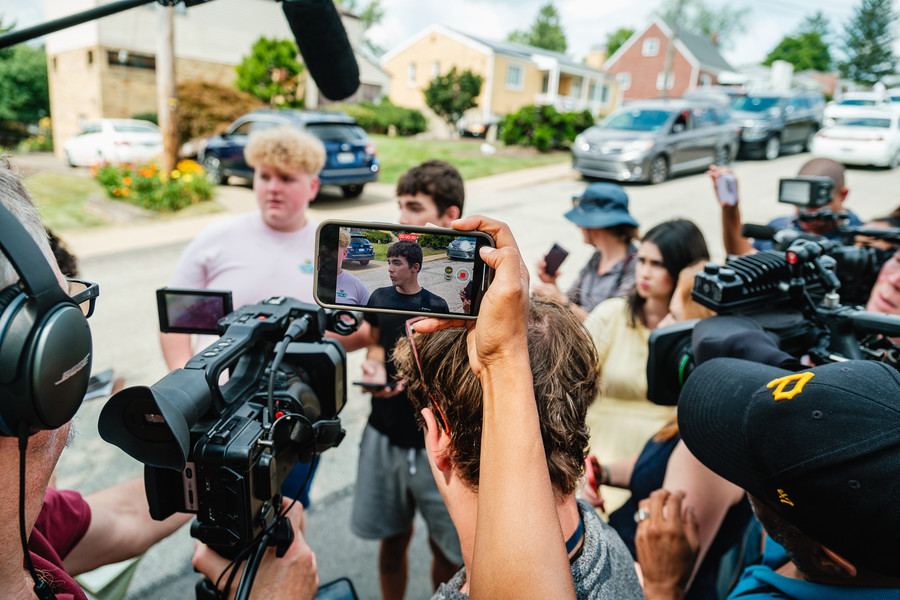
[543,243,569,276]
[156,288,234,335]
[716,173,738,206]
[314,220,495,320]
[315,577,359,600]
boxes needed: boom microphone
[282,0,361,101]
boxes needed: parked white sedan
[811,107,900,169]
[63,119,162,167]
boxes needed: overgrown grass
[371,135,569,184]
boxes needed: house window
[506,64,524,91]
[107,50,156,70]
[407,62,416,87]
[656,71,675,90]
[616,72,631,91]
[432,61,440,79]
[87,50,93,65]
[52,57,57,71]
[700,74,712,87]
[600,84,610,104]
[642,38,659,57]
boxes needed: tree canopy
[507,2,567,53]
[235,37,305,108]
[0,43,49,125]
[605,27,635,58]
[423,67,483,129]
[656,0,749,48]
[764,13,832,72]
[838,0,897,85]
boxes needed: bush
[363,230,393,244]
[17,116,53,153]
[417,234,447,250]
[499,105,595,152]
[176,81,264,146]
[93,159,214,212]
[338,99,426,136]
[131,112,158,125]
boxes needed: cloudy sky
[0,0,895,69]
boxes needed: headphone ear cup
[0,289,91,436]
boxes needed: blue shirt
[752,211,863,252]
[728,537,900,599]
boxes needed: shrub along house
[603,17,739,102]
[381,24,618,136]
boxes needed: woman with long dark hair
[583,219,709,510]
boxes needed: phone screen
[314,220,494,320]
[156,288,233,335]
[716,173,737,206]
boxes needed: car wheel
[888,151,900,170]
[358,260,370,266]
[802,127,817,152]
[65,151,76,167]
[713,145,731,166]
[648,156,669,184]
[202,154,226,185]
[764,136,781,160]
[342,184,364,198]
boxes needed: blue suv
[199,109,379,198]
[346,233,374,265]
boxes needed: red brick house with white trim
[604,17,736,101]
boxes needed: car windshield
[833,116,893,128]
[730,96,781,112]
[306,123,365,142]
[112,122,159,133]
[351,236,368,244]
[839,99,878,106]
[600,109,673,132]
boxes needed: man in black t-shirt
[367,240,449,314]
[354,161,464,600]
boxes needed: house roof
[671,23,734,73]
[382,23,611,80]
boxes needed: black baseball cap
[678,357,900,576]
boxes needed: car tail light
[365,143,376,157]
[114,140,132,146]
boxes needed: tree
[235,37,305,108]
[507,2,567,53]
[423,67,483,131]
[838,0,897,85]
[334,0,385,57]
[0,44,50,129]
[763,11,832,72]
[656,0,750,48]
[605,27,635,58]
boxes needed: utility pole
[660,0,685,99]
[156,3,178,173]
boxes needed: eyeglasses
[67,279,99,318]
[404,318,450,435]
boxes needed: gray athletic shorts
[350,424,462,564]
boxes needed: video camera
[648,233,900,405]
[99,293,360,560]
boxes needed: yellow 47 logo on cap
[766,372,815,401]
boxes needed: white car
[63,119,162,167]
[823,91,895,125]
[811,107,900,169]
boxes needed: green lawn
[371,135,569,184]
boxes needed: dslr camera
[99,292,358,560]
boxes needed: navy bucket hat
[564,182,639,229]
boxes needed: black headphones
[0,203,92,436]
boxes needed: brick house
[44,0,389,158]
[604,17,736,102]
[381,24,618,134]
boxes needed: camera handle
[195,515,295,600]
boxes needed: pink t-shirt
[169,212,318,350]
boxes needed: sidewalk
[58,160,575,259]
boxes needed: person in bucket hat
[533,182,640,321]
[637,357,900,599]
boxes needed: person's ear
[421,408,452,473]
[309,176,320,199]
[820,546,858,578]
[441,206,461,225]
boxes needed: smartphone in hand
[543,243,569,277]
[716,173,738,206]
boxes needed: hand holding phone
[583,455,606,511]
[715,173,738,206]
[542,243,569,278]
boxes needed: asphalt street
[12,149,900,600]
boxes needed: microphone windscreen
[741,223,777,240]
[282,0,360,101]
